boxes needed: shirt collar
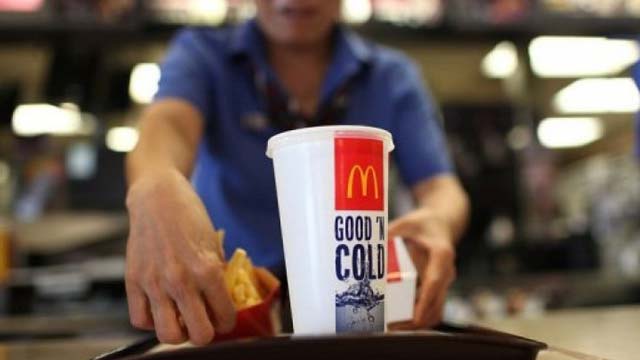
[229,19,265,62]
[321,24,372,100]
[336,25,372,65]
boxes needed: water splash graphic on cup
[335,260,385,332]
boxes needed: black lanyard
[252,63,354,131]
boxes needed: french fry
[225,248,264,309]
[224,249,244,291]
[243,256,260,293]
[239,269,260,301]
[229,249,249,285]
[216,230,225,259]
[233,284,247,304]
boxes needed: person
[125,0,469,345]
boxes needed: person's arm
[385,55,469,328]
[126,99,203,183]
[125,99,235,345]
[412,175,469,243]
[389,175,469,328]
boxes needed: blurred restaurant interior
[0,0,639,354]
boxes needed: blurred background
[0,0,639,333]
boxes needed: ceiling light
[129,63,161,105]
[373,0,442,26]
[342,0,372,24]
[482,41,519,79]
[191,0,227,25]
[12,104,82,136]
[106,127,139,153]
[553,78,640,114]
[529,36,639,77]
[537,117,603,149]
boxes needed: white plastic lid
[266,125,395,159]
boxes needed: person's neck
[267,39,333,116]
[268,39,332,68]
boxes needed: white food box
[386,236,417,325]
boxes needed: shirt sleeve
[154,29,215,121]
[389,58,453,187]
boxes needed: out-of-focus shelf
[0,14,639,44]
[0,312,133,338]
[2,256,127,315]
[14,212,128,256]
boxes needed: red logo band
[335,138,384,211]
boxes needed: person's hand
[388,208,456,329]
[125,169,236,345]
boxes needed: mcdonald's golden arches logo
[347,165,379,200]
[335,137,384,211]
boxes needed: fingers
[158,260,234,344]
[414,286,451,329]
[387,320,417,331]
[133,258,235,345]
[388,290,447,331]
[199,266,237,334]
[388,215,419,240]
[125,280,154,330]
[148,292,187,344]
[413,242,455,328]
[168,282,215,346]
[419,288,448,328]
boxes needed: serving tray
[93,324,547,360]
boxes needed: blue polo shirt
[155,20,452,271]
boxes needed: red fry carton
[214,267,281,341]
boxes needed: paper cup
[267,126,395,335]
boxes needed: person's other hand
[388,208,456,329]
[125,169,236,345]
